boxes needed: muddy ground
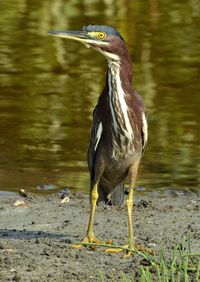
[0,189,199,281]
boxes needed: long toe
[72,236,111,250]
[105,247,123,253]
[71,236,92,249]
[105,243,154,257]
[105,244,129,254]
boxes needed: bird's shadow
[0,228,73,243]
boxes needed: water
[0,0,199,194]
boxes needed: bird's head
[48,25,129,62]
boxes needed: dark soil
[0,190,199,281]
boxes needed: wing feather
[141,112,148,153]
[87,107,103,172]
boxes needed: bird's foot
[122,243,154,258]
[105,243,154,258]
[72,235,112,251]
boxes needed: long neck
[108,55,132,91]
[106,57,133,140]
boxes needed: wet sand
[0,190,199,281]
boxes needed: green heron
[48,25,148,256]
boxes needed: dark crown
[82,25,125,42]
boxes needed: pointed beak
[48,30,94,45]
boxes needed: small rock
[19,189,28,197]
[58,188,71,199]
[162,205,174,212]
[186,202,196,210]
[61,196,70,204]
[13,200,28,207]
[148,243,156,247]
[137,199,151,208]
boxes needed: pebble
[19,189,28,197]
[162,205,174,212]
[58,188,71,199]
[13,200,28,207]
[61,196,70,204]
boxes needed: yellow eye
[98,32,106,39]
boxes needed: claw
[105,243,129,254]
[123,251,133,258]
[71,236,112,251]
[71,243,83,249]
[72,236,99,250]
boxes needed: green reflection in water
[0,0,199,194]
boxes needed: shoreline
[0,191,199,281]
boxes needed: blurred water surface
[0,0,199,194]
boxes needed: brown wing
[87,106,103,173]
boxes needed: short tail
[97,184,124,207]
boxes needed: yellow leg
[127,188,134,245]
[123,188,136,258]
[85,183,99,242]
[105,189,134,254]
[105,188,153,257]
[72,183,105,249]
[125,188,153,257]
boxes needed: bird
[48,25,149,256]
